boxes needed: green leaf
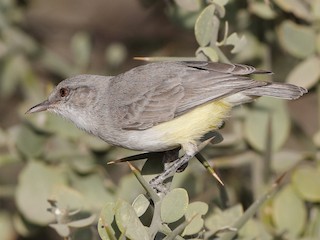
[278,20,316,59]
[0,54,29,97]
[98,202,116,240]
[205,204,243,233]
[287,56,320,89]
[225,33,247,54]
[212,0,229,6]
[244,98,291,152]
[15,161,67,225]
[116,174,146,203]
[274,0,311,21]
[161,188,189,223]
[291,166,320,202]
[15,124,47,158]
[239,219,272,240]
[250,2,276,19]
[272,185,306,237]
[115,200,149,240]
[105,43,127,67]
[271,150,304,173]
[174,0,201,11]
[132,194,150,217]
[312,0,320,20]
[71,32,91,70]
[50,185,86,211]
[196,47,219,61]
[68,214,96,228]
[0,212,15,240]
[183,201,209,236]
[49,223,70,237]
[194,4,215,47]
[71,174,114,211]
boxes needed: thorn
[211,170,225,186]
[274,171,287,186]
[133,56,150,61]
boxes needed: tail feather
[242,82,307,100]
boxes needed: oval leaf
[278,20,316,58]
[183,201,209,236]
[161,188,189,223]
[274,0,311,21]
[205,204,243,232]
[287,56,320,89]
[98,202,116,240]
[195,4,215,47]
[115,200,149,240]
[272,185,306,237]
[196,47,218,61]
[15,161,67,225]
[226,33,247,54]
[291,166,320,202]
[132,194,150,217]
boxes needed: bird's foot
[149,154,192,194]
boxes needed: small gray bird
[26,61,307,187]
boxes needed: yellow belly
[152,100,232,147]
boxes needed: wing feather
[107,61,274,130]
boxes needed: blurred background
[0,0,319,239]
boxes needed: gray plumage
[104,61,306,130]
[27,61,307,151]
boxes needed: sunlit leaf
[161,188,189,223]
[98,202,116,240]
[225,33,247,54]
[196,47,219,61]
[278,20,316,58]
[272,185,306,237]
[132,194,150,217]
[291,166,320,202]
[239,219,272,239]
[287,56,320,89]
[195,4,215,47]
[115,200,149,240]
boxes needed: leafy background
[0,0,319,239]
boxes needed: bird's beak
[26,100,51,114]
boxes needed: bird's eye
[59,88,69,98]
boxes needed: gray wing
[108,61,269,130]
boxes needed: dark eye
[59,88,69,98]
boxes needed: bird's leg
[149,154,194,192]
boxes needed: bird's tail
[242,82,307,100]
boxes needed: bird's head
[26,75,108,131]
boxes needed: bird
[26,61,307,189]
